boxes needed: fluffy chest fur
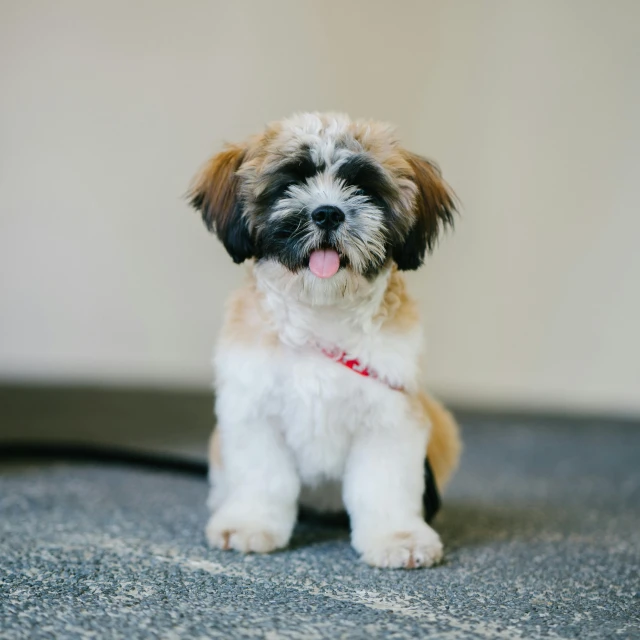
[214,262,423,486]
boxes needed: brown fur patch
[209,429,222,468]
[375,266,420,332]
[218,277,279,349]
[420,393,462,490]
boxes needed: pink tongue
[308,249,340,278]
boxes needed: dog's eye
[352,187,387,210]
[256,179,298,210]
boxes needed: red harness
[319,346,404,392]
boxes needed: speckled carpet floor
[1,413,639,639]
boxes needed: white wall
[1,0,639,415]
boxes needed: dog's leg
[344,409,443,569]
[205,403,300,554]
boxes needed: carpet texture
[1,416,639,639]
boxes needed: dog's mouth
[308,248,341,278]
[306,242,350,279]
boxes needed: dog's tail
[421,393,462,491]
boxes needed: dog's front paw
[357,522,444,569]
[205,513,292,554]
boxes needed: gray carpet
[1,415,639,639]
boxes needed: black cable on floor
[0,442,208,476]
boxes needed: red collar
[319,346,405,392]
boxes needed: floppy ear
[392,153,457,271]
[188,144,254,264]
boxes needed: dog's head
[189,113,456,302]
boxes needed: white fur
[206,260,442,568]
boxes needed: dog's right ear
[188,144,254,264]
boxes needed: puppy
[189,112,461,569]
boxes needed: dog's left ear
[188,143,254,264]
[393,153,457,271]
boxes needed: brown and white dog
[189,112,461,569]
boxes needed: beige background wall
[1,1,639,415]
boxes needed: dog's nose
[311,206,345,231]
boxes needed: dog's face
[190,113,455,302]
